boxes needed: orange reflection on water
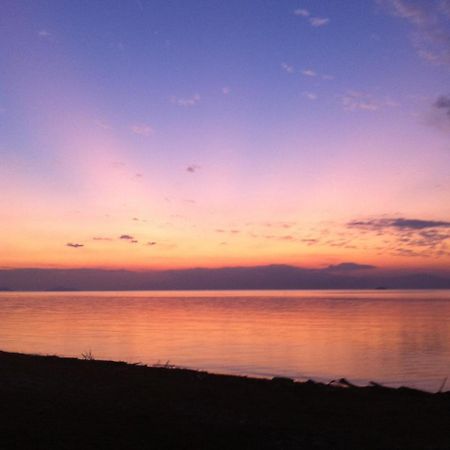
[1,290,449,391]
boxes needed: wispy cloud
[303,92,318,100]
[378,0,428,24]
[294,9,330,27]
[66,243,84,248]
[348,217,450,230]
[147,241,157,246]
[301,68,334,80]
[92,237,112,241]
[301,238,319,246]
[222,86,231,95]
[301,69,317,77]
[263,221,296,229]
[347,216,450,257]
[130,124,153,136]
[427,94,450,133]
[111,161,126,169]
[441,0,450,17]
[215,228,240,235]
[186,164,201,173]
[309,17,330,27]
[378,0,450,65]
[281,62,295,74]
[282,64,333,80]
[435,95,450,116]
[340,91,398,112]
[119,234,134,240]
[38,29,51,38]
[171,94,200,107]
[294,8,310,17]
[96,120,112,130]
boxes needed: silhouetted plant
[153,360,176,369]
[81,349,95,360]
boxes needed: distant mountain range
[0,264,449,291]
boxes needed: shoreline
[1,350,449,449]
[2,288,450,292]
[3,349,445,393]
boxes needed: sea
[1,289,449,392]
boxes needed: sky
[1,0,449,273]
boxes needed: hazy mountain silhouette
[0,264,449,291]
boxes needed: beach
[1,350,449,449]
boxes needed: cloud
[92,237,112,241]
[378,0,450,65]
[281,62,295,74]
[347,216,450,258]
[341,91,379,111]
[301,69,317,77]
[96,120,111,130]
[119,234,134,240]
[66,243,84,248]
[222,86,231,95]
[300,69,334,80]
[303,92,318,100]
[255,234,296,242]
[326,262,377,271]
[301,238,319,246]
[294,8,310,17]
[441,0,450,16]
[427,94,450,132]
[147,241,157,246]
[38,29,51,38]
[186,164,201,173]
[171,94,200,107]
[130,240,138,244]
[130,124,153,136]
[294,9,330,27]
[378,0,428,24]
[340,91,398,112]
[435,95,450,116]
[263,221,296,229]
[348,217,450,230]
[309,17,330,27]
[215,228,241,235]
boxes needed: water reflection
[0,290,449,391]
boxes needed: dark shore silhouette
[1,351,449,449]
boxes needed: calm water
[1,290,449,391]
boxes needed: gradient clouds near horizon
[0,0,449,273]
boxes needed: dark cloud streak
[435,95,450,117]
[348,217,450,230]
[66,243,84,248]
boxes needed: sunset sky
[1,0,449,272]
